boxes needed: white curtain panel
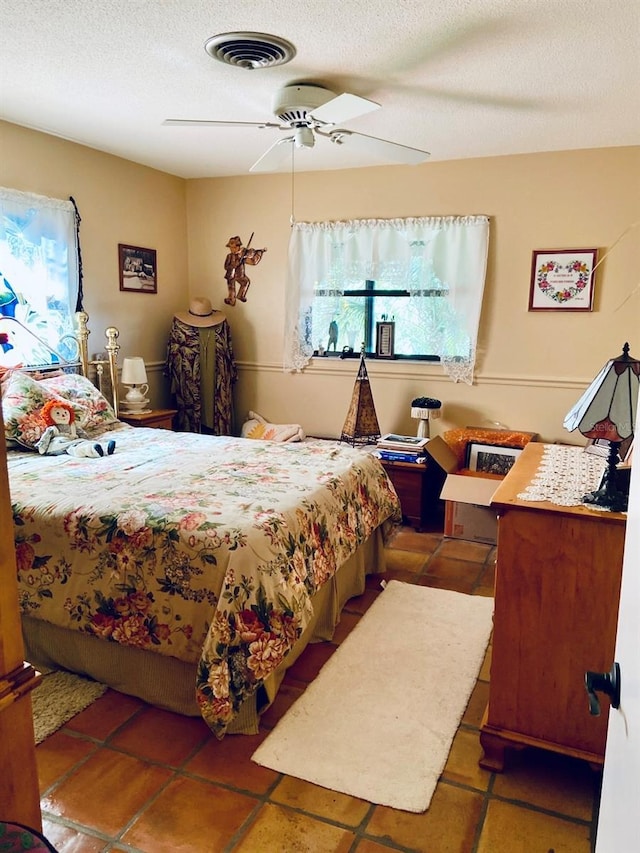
[0,187,79,367]
[284,215,489,383]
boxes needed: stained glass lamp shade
[563,342,639,511]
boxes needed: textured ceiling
[1,0,638,178]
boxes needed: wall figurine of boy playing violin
[223,233,267,306]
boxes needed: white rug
[252,580,493,813]
[32,670,108,744]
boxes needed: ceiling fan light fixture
[204,32,296,69]
[165,79,431,171]
[294,127,315,149]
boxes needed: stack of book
[376,433,429,463]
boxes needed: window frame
[0,187,80,371]
[312,280,441,361]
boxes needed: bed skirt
[22,527,386,735]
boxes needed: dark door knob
[585,662,621,716]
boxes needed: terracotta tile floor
[35,523,602,852]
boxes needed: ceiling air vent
[204,32,296,70]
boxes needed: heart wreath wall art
[537,259,590,304]
[529,249,597,310]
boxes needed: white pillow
[241,410,305,442]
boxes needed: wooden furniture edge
[0,662,41,713]
[491,441,626,523]
[479,709,604,772]
[119,408,177,421]
[1,413,43,829]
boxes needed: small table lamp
[120,356,149,406]
[410,397,442,439]
[563,342,639,512]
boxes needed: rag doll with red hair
[35,399,116,458]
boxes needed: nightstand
[119,408,177,430]
[380,458,446,531]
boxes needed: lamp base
[416,419,430,439]
[582,486,628,514]
[411,405,441,439]
[582,441,628,513]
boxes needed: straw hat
[175,296,225,327]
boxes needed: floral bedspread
[9,427,401,736]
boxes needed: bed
[2,317,401,737]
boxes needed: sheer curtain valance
[284,215,489,384]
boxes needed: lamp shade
[411,407,442,421]
[121,356,147,385]
[563,343,640,442]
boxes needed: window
[312,276,449,359]
[284,216,489,383]
[0,187,80,370]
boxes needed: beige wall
[187,147,640,442]
[2,120,638,442]
[0,120,189,408]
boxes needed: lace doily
[517,444,607,507]
[441,353,475,385]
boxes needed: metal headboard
[0,311,121,416]
[74,312,121,416]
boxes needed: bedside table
[119,408,177,430]
[380,458,446,531]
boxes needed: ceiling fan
[164,82,430,173]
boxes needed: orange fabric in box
[443,428,536,468]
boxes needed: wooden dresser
[479,442,626,771]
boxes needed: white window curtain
[284,215,489,384]
[0,187,79,368]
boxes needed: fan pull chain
[290,143,296,226]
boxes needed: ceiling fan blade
[331,130,430,165]
[249,136,294,173]
[163,119,282,129]
[310,92,380,126]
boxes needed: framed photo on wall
[375,321,395,358]
[118,244,157,293]
[528,248,597,311]
[466,442,523,475]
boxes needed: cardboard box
[424,435,501,544]
[439,474,500,544]
[422,435,459,475]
